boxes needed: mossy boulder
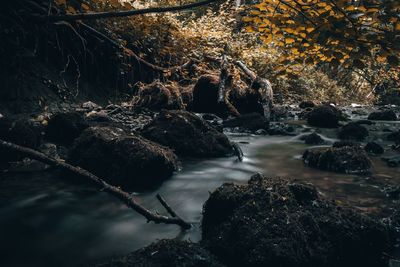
[141,110,232,158]
[69,126,179,190]
[337,122,369,141]
[307,105,343,128]
[368,110,397,121]
[202,174,392,267]
[303,146,371,174]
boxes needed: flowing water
[0,113,399,267]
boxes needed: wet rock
[332,141,360,148]
[255,129,267,135]
[81,101,101,111]
[303,146,371,174]
[132,81,184,111]
[45,112,89,146]
[85,110,112,123]
[267,122,297,136]
[202,174,392,267]
[223,113,268,132]
[69,126,179,190]
[381,155,400,167]
[300,132,325,145]
[299,100,315,109]
[354,119,375,125]
[365,142,384,155]
[368,110,397,121]
[90,239,225,267]
[192,75,239,118]
[307,105,343,128]
[197,113,223,132]
[141,110,232,158]
[387,130,400,144]
[338,122,369,141]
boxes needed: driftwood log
[0,139,191,229]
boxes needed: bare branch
[38,0,223,22]
[0,139,191,229]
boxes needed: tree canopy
[244,0,400,71]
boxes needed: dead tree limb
[218,54,229,103]
[0,139,191,229]
[235,60,274,119]
[38,0,222,22]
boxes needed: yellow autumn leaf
[285,38,295,44]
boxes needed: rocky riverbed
[0,102,399,267]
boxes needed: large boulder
[337,122,369,141]
[202,174,392,267]
[68,126,179,190]
[368,110,397,121]
[303,146,371,174]
[365,142,384,155]
[307,105,343,128]
[228,86,265,116]
[132,81,184,111]
[141,110,232,158]
[45,112,89,146]
[191,75,239,118]
[223,112,268,132]
[89,239,225,267]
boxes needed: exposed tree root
[0,139,191,229]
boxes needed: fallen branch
[231,141,244,162]
[0,139,191,229]
[38,0,222,22]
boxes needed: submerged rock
[90,239,224,267]
[300,132,325,145]
[387,130,400,144]
[365,142,384,155]
[223,112,268,132]
[368,110,397,121]
[132,81,184,111]
[337,122,369,141]
[202,174,392,267]
[267,122,298,136]
[307,105,343,128]
[141,110,232,158]
[303,146,371,174]
[69,126,179,190]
